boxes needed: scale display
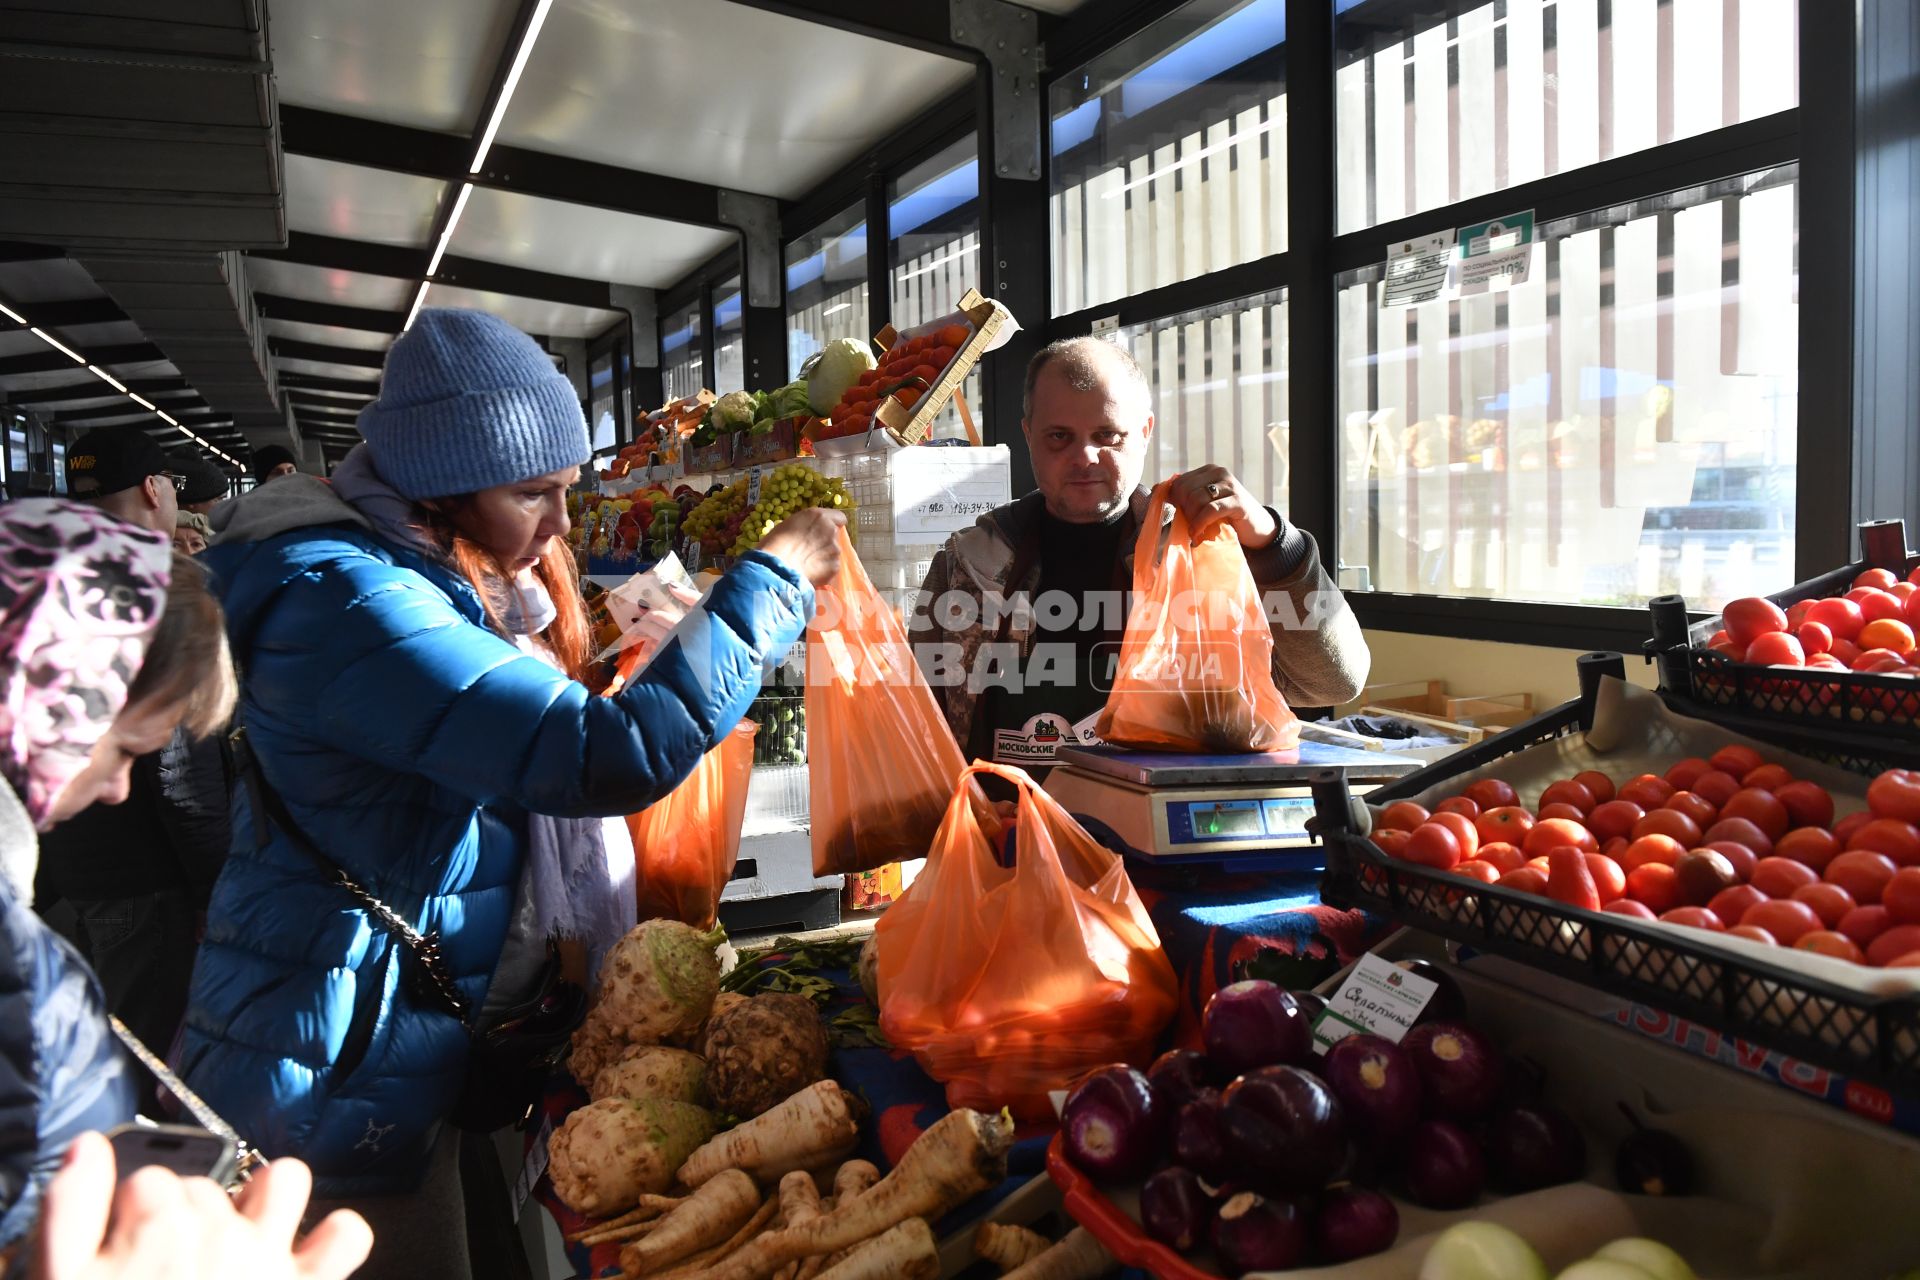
[1167,795,1318,846]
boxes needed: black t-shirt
[981,508,1130,780]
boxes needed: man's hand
[1168,466,1279,549]
[36,1132,372,1280]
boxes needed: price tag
[1310,953,1439,1054]
[512,1111,555,1221]
[1381,231,1455,308]
[747,466,763,505]
[891,448,1012,537]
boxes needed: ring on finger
[1206,482,1224,500]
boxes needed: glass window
[1117,286,1289,512]
[712,275,746,395]
[589,350,617,451]
[50,440,65,496]
[661,300,703,402]
[1050,0,1287,317]
[786,203,869,380]
[890,134,982,440]
[1336,167,1797,609]
[1335,0,1799,233]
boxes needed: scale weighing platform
[1044,737,1425,873]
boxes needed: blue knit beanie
[357,308,590,500]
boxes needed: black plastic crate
[1647,518,1920,741]
[1309,681,1920,1095]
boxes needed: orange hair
[425,505,591,683]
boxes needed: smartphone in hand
[105,1123,238,1186]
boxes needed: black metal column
[1285,0,1337,563]
[978,87,1046,496]
[865,172,892,343]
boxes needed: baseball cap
[66,429,176,499]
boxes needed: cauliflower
[711,390,758,433]
[803,338,877,414]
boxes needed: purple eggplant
[1220,1065,1349,1195]
[1401,1022,1505,1120]
[1316,1185,1399,1263]
[1140,1166,1214,1254]
[1322,1034,1423,1144]
[1400,1119,1485,1209]
[1485,1102,1587,1192]
[1211,1191,1310,1273]
[1172,1088,1231,1184]
[1147,1049,1216,1114]
[1203,980,1311,1075]
[1060,1064,1161,1182]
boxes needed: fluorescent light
[88,365,127,392]
[470,0,554,174]
[129,393,156,411]
[0,300,22,324]
[156,410,178,426]
[893,242,979,283]
[426,182,475,276]
[404,280,431,331]
[30,327,86,364]
[821,302,851,317]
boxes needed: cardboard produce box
[866,289,1015,445]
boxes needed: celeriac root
[678,1081,863,1188]
[810,1219,937,1280]
[619,1171,761,1275]
[1000,1227,1114,1280]
[675,1108,1014,1280]
[974,1222,1053,1272]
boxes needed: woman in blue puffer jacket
[181,311,841,1267]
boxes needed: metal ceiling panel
[285,154,445,248]
[276,355,389,381]
[496,0,974,199]
[242,259,416,309]
[271,0,520,134]
[420,283,624,341]
[450,187,732,290]
[0,258,102,305]
[264,319,393,352]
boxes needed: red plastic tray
[1045,1134,1225,1280]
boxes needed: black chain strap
[233,731,473,1028]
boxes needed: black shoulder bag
[233,731,586,1132]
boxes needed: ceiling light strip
[0,300,22,325]
[426,182,475,277]
[403,280,432,331]
[30,327,86,364]
[470,0,555,175]
[87,365,128,393]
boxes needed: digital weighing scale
[1043,736,1426,873]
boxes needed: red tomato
[1786,599,1817,629]
[1632,809,1703,847]
[1833,812,1874,848]
[1791,882,1857,928]
[1538,803,1588,824]
[1435,796,1482,820]
[1721,597,1788,647]
[1539,780,1598,815]
[1795,620,1834,656]
[1741,899,1822,946]
[1726,924,1779,945]
[1885,951,1920,968]
[1523,818,1598,858]
[1774,780,1837,830]
[1708,745,1767,778]
[1452,860,1500,884]
[1846,817,1920,866]
[1585,853,1628,903]
[1741,763,1796,792]
[1807,654,1850,671]
[1689,769,1742,808]
[1603,899,1658,920]
[1900,581,1920,603]
[1867,924,1920,967]
[1659,906,1727,932]
[1745,631,1805,666]
[1912,566,1920,585]
[1703,816,1775,858]
[1701,840,1761,882]
[1838,904,1893,948]
[1908,589,1920,629]
[1379,801,1431,832]
[1752,857,1820,897]
[1795,931,1866,964]
[1475,806,1536,847]
[1830,637,1865,666]
[1622,834,1686,871]
[1708,884,1769,927]
[1775,826,1842,873]
[1664,757,1712,790]
[1527,856,1551,873]
[1428,812,1481,859]
[1858,618,1917,656]
[1661,791,1719,829]
[1497,866,1550,896]
[1572,771,1616,804]
[1402,823,1463,869]
[1462,778,1520,810]
[1476,843,1526,875]
[1626,863,1683,913]
[1856,567,1902,592]
[1826,850,1900,904]
[1869,770,1920,823]
[1720,788,1792,841]
[1849,588,1906,624]
[1586,800,1646,843]
[1882,867,1920,925]
[1807,597,1867,643]
[1601,836,1631,861]
[1372,829,1412,857]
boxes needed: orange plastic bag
[875,761,1179,1121]
[1095,477,1299,752]
[806,528,987,875]
[623,720,757,929]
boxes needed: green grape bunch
[728,463,853,556]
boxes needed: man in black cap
[251,444,299,483]
[64,428,180,535]
[175,452,232,516]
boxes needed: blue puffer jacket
[181,480,810,1194]
[0,783,136,1246]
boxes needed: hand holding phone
[105,1123,236,1186]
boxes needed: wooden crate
[870,289,1015,445]
[1352,679,1535,729]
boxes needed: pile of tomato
[1371,751,1920,970]
[821,322,973,440]
[1710,565,1920,676]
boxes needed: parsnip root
[619,1170,761,1275]
[1001,1227,1114,1280]
[657,1197,781,1278]
[678,1081,863,1188]
[974,1222,1054,1272]
[811,1218,937,1280]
